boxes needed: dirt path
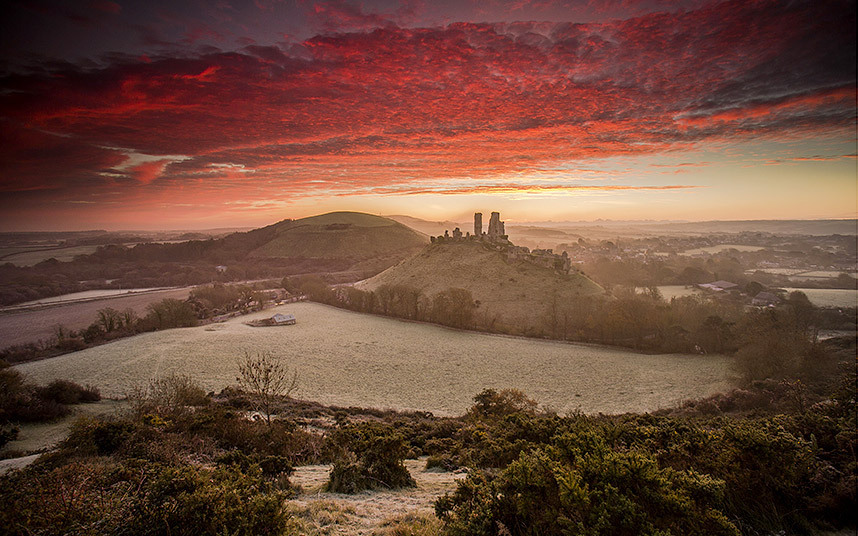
[287,458,465,535]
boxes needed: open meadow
[15,302,733,416]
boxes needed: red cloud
[0,0,854,227]
[128,159,173,184]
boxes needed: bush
[1,366,98,424]
[133,372,209,415]
[1,389,70,423]
[0,459,289,536]
[63,417,137,455]
[436,444,739,536]
[36,379,101,405]
[326,423,416,493]
[0,425,18,448]
[467,388,538,421]
[425,454,458,472]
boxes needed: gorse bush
[1,365,101,425]
[326,423,416,493]
[0,459,288,536]
[437,444,739,536]
[36,379,100,405]
[467,388,539,421]
[132,372,209,416]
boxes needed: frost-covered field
[683,244,765,255]
[16,302,733,416]
[782,288,858,308]
[15,288,172,307]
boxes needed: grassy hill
[248,212,427,262]
[357,240,604,335]
[0,212,428,305]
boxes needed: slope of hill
[249,212,427,262]
[0,212,428,306]
[357,240,603,334]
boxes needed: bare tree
[237,351,298,426]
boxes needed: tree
[431,288,476,329]
[145,298,197,329]
[96,307,122,333]
[236,351,298,426]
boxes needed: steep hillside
[248,212,428,265]
[357,240,604,334]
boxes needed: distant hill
[386,215,467,237]
[0,212,429,305]
[358,240,604,334]
[247,212,428,269]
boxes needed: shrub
[236,350,298,426]
[0,425,18,448]
[63,417,137,456]
[133,372,208,415]
[425,454,458,472]
[36,379,101,405]
[0,459,134,535]
[1,389,70,423]
[326,423,416,493]
[0,460,289,536]
[467,388,538,421]
[131,464,288,535]
[436,445,739,536]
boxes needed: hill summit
[249,212,426,260]
[358,211,603,335]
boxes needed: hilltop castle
[432,211,572,275]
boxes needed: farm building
[752,291,781,307]
[698,280,739,292]
[272,313,296,325]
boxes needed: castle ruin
[487,211,505,238]
[431,211,572,275]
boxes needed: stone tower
[488,212,504,238]
[474,212,482,236]
[487,211,504,238]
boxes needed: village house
[698,280,739,292]
[752,291,781,307]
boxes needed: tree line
[0,283,274,365]
[288,276,853,382]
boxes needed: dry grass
[287,458,458,535]
[373,512,441,536]
[285,500,358,535]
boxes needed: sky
[0,0,855,231]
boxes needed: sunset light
[1,0,855,229]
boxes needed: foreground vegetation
[1,335,854,535]
[1,361,100,449]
